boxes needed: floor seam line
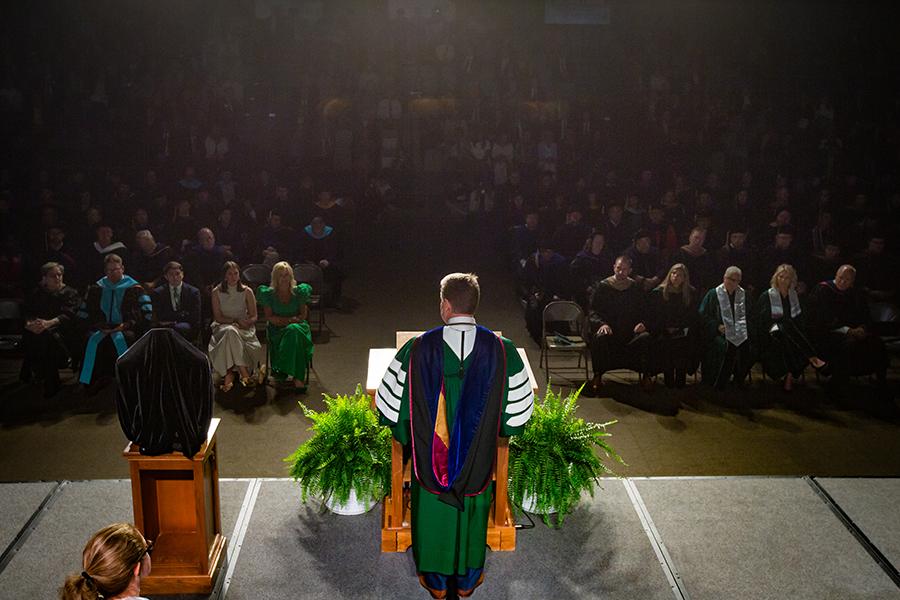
[804,476,900,589]
[0,480,68,575]
[622,478,691,600]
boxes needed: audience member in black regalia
[311,188,346,231]
[521,238,569,343]
[509,210,541,269]
[715,226,757,295]
[648,263,699,388]
[625,229,662,290]
[645,204,679,264]
[810,264,888,398]
[130,230,174,289]
[181,228,229,293]
[569,232,614,307]
[169,199,199,253]
[299,216,344,306]
[755,264,827,392]
[36,226,80,287]
[86,223,127,271]
[151,261,202,342]
[551,206,592,260]
[853,234,898,335]
[585,255,651,396]
[622,192,645,234]
[809,240,843,287]
[671,227,716,293]
[257,209,295,266]
[760,226,806,292]
[21,262,82,397]
[809,210,836,256]
[602,203,632,256]
[213,206,246,262]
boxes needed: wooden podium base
[380,489,517,553]
[124,419,226,595]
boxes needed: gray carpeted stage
[0,477,898,600]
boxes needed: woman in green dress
[258,261,313,391]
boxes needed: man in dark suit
[151,261,201,341]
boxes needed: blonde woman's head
[270,261,296,291]
[770,263,798,290]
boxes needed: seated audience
[299,215,344,306]
[169,199,199,252]
[671,227,716,293]
[521,239,569,343]
[551,206,592,260]
[810,264,888,397]
[509,210,541,268]
[60,522,151,600]
[258,209,295,266]
[130,230,174,289]
[809,240,844,287]
[853,234,898,335]
[77,254,152,392]
[37,225,81,287]
[716,226,757,295]
[755,264,826,392]
[569,231,614,306]
[625,229,662,290]
[648,263,699,388]
[585,255,651,396]
[258,261,314,391]
[760,226,806,292]
[86,223,127,269]
[208,261,262,391]
[699,266,753,389]
[181,228,229,292]
[644,204,679,263]
[21,262,82,397]
[151,261,201,341]
[601,203,631,255]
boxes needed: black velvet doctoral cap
[115,328,213,458]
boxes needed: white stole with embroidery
[716,284,748,346]
[768,287,800,320]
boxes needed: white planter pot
[324,488,376,515]
[521,493,557,515]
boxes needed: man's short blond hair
[440,273,480,315]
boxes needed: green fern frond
[508,385,626,528]
[285,384,391,509]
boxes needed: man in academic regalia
[810,264,888,397]
[699,266,753,389]
[585,255,652,396]
[376,273,534,599]
[77,254,153,392]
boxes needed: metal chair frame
[539,300,590,385]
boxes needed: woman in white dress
[208,261,262,391]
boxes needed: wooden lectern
[367,332,538,554]
[123,418,226,595]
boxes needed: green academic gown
[698,286,753,386]
[376,321,533,576]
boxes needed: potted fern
[286,385,392,515]
[508,385,624,527]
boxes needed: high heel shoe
[240,376,256,388]
[219,379,234,392]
